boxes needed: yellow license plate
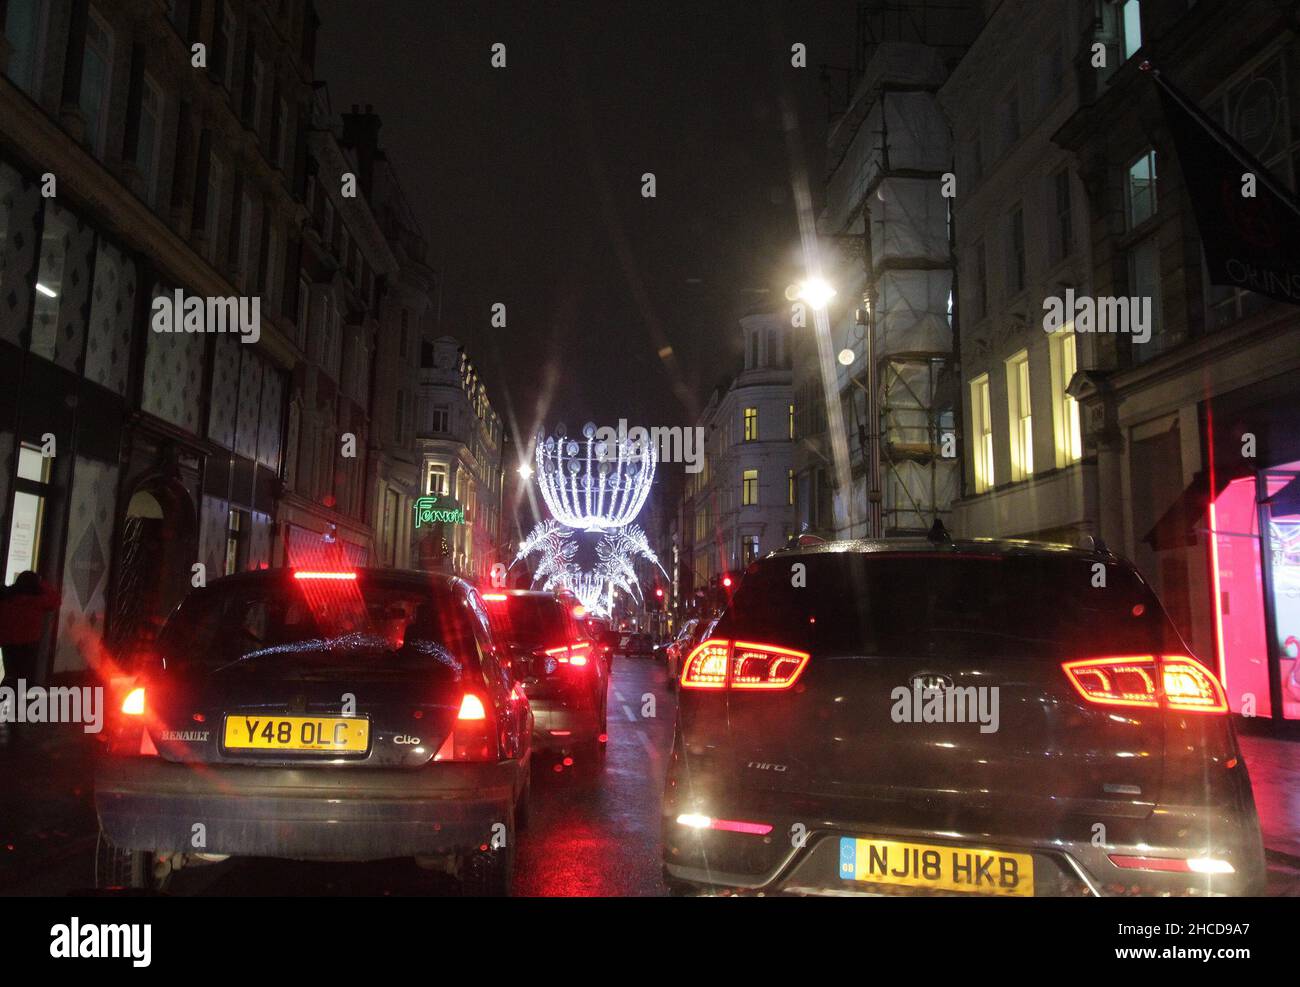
[223,715,369,752]
[839,837,1033,896]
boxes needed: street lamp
[517,461,533,480]
[791,277,837,310]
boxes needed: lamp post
[794,269,883,539]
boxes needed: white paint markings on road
[636,728,657,761]
[622,704,637,723]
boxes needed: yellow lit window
[743,407,758,442]
[1050,330,1083,466]
[742,468,758,506]
[1006,350,1033,481]
[971,374,994,494]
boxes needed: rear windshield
[156,574,477,674]
[487,596,567,650]
[714,552,1185,660]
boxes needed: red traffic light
[722,575,733,588]
[655,587,664,598]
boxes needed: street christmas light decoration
[534,422,656,532]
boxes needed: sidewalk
[0,721,99,889]
[1240,734,1300,864]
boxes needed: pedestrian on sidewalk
[0,571,61,748]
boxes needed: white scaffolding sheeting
[871,177,949,263]
[876,269,952,358]
[886,459,960,531]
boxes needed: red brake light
[435,693,495,762]
[293,570,357,581]
[482,593,508,602]
[1160,656,1229,713]
[1063,655,1227,713]
[681,639,809,691]
[121,686,146,716]
[681,639,730,689]
[730,640,811,690]
[457,694,487,720]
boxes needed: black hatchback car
[94,567,532,894]
[663,538,1267,897]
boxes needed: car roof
[767,535,1112,563]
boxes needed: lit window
[5,443,52,586]
[742,468,758,506]
[788,468,795,506]
[1006,351,1034,481]
[1127,150,1157,228]
[743,407,758,442]
[426,463,448,497]
[1122,0,1143,61]
[1050,331,1083,466]
[788,403,794,439]
[971,374,994,494]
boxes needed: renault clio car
[663,536,1267,897]
[483,589,609,759]
[94,568,532,895]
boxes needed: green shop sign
[414,496,466,528]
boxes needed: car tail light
[105,681,158,756]
[434,693,496,762]
[121,686,146,716]
[1107,854,1234,874]
[681,639,730,689]
[543,641,592,667]
[731,641,811,690]
[292,570,358,580]
[1063,655,1227,713]
[482,593,508,602]
[680,639,810,691]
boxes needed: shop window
[4,443,52,586]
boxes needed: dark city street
[3,0,1300,970]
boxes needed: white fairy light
[534,422,657,532]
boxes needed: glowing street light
[794,277,837,310]
[517,461,534,480]
[837,347,855,366]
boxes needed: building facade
[0,0,316,674]
[794,4,978,541]
[1053,0,1300,725]
[943,0,1099,544]
[415,334,503,585]
[687,312,794,594]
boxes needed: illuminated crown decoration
[535,423,656,532]
[514,423,663,618]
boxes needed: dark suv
[663,538,1267,897]
[95,568,532,894]
[484,590,609,760]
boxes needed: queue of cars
[92,530,1267,898]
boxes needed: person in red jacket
[0,571,61,746]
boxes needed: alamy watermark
[593,419,705,474]
[0,679,103,734]
[890,681,1000,734]
[1043,287,1151,345]
[151,290,261,344]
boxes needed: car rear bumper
[529,699,600,751]
[663,771,1267,897]
[95,755,523,862]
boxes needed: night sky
[314,0,855,452]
